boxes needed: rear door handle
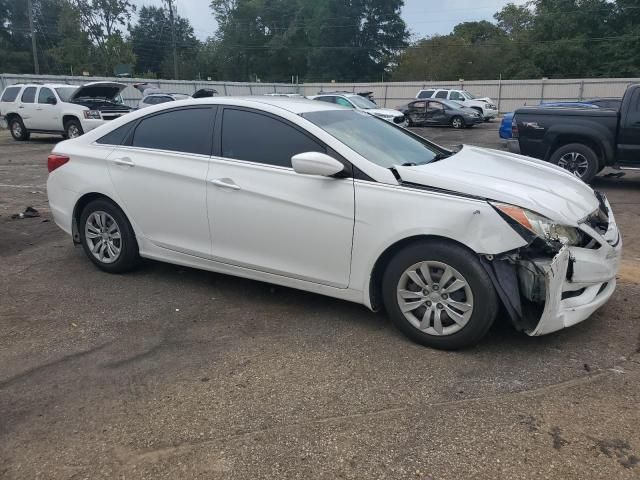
[210,178,240,190]
[113,157,135,167]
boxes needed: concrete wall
[1,73,638,113]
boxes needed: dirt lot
[1,121,640,479]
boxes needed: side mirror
[47,97,57,105]
[292,152,345,177]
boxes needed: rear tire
[64,119,84,139]
[549,143,599,183]
[382,240,498,350]
[9,117,30,141]
[79,198,140,273]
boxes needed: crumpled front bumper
[526,197,622,336]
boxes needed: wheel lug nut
[437,303,444,309]
[426,301,432,306]
[432,284,439,291]
[442,293,448,299]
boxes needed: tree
[69,0,135,74]
[130,5,199,78]
[210,0,408,82]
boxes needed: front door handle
[210,178,240,190]
[113,157,135,167]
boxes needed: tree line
[1,0,638,82]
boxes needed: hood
[394,146,598,226]
[474,97,493,103]
[369,108,404,117]
[70,81,127,101]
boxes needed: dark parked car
[405,99,483,128]
[512,84,640,182]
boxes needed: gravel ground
[1,121,639,479]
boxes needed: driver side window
[37,87,56,104]
[449,91,463,101]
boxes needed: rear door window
[417,90,434,99]
[21,87,37,103]
[435,91,448,99]
[221,108,325,168]
[1,86,21,102]
[131,107,214,155]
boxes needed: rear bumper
[506,139,520,153]
[483,108,499,119]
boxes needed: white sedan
[46,96,621,349]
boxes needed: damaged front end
[482,192,622,336]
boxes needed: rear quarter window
[1,86,21,102]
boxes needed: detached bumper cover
[527,197,622,336]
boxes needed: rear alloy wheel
[65,119,84,139]
[451,116,465,129]
[382,240,498,350]
[549,143,599,183]
[79,199,140,273]
[9,117,30,141]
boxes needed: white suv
[0,82,132,140]
[416,89,498,120]
[309,92,406,124]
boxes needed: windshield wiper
[431,152,451,162]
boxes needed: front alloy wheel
[451,116,464,129]
[382,240,498,349]
[397,261,474,336]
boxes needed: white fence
[1,73,638,113]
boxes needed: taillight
[48,154,69,173]
[511,118,519,138]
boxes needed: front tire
[382,240,498,350]
[79,199,140,273]
[9,117,30,141]
[549,143,599,183]
[64,119,84,139]
[451,116,465,129]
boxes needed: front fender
[349,181,527,303]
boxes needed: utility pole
[166,0,178,79]
[27,0,40,74]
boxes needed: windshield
[348,95,377,110]
[304,110,443,168]
[461,91,476,100]
[55,87,78,102]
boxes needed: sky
[136,0,529,41]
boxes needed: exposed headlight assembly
[493,203,583,246]
[83,110,101,119]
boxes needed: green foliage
[210,0,408,82]
[130,5,199,79]
[393,0,640,81]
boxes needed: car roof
[136,95,341,115]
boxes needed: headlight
[83,110,101,119]
[375,113,394,119]
[493,203,583,245]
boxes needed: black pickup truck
[512,84,640,182]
